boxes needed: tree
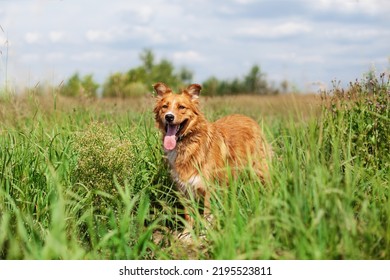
[280,80,289,94]
[202,76,220,96]
[140,48,154,74]
[244,65,268,94]
[178,66,193,85]
[102,72,128,98]
[102,49,195,98]
[127,67,147,84]
[60,73,99,98]
[102,72,148,98]
[152,59,178,86]
[61,73,81,97]
[82,74,99,98]
[202,64,275,95]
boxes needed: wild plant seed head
[72,122,134,211]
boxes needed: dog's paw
[177,230,194,244]
[205,213,214,225]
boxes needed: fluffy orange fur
[153,82,270,228]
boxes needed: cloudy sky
[0,0,389,92]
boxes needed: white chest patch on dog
[166,149,177,166]
[188,175,201,187]
[171,172,202,197]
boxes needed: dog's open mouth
[164,120,187,150]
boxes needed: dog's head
[153,82,202,151]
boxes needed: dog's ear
[153,82,171,97]
[186,84,202,100]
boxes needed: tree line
[59,49,282,98]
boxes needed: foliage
[202,65,278,96]
[102,49,193,98]
[321,72,390,171]
[60,73,99,98]
[102,72,149,98]
[101,49,280,97]
[72,122,135,213]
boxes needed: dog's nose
[165,114,175,123]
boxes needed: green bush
[102,49,193,98]
[123,82,149,97]
[61,73,99,98]
[321,72,389,171]
[72,122,134,212]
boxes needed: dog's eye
[178,105,186,110]
[162,104,168,109]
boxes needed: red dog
[153,83,270,229]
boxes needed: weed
[72,122,134,213]
[321,72,389,171]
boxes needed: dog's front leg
[203,190,211,218]
[201,189,213,224]
[183,208,194,230]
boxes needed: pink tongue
[164,124,178,150]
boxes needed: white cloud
[236,21,312,38]
[45,52,64,62]
[233,0,257,4]
[25,32,41,44]
[268,52,325,64]
[324,26,390,40]
[275,22,312,36]
[86,29,114,43]
[49,31,64,43]
[308,0,390,14]
[172,50,204,63]
[20,53,40,63]
[131,26,165,43]
[86,25,165,44]
[123,5,153,24]
[71,51,104,62]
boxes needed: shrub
[124,82,149,97]
[72,122,134,212]
[321,72,389,171]
[61,73,99,98]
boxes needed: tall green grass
[0,74,388,259]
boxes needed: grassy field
[0,75,389,259]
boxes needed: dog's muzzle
[165,113,175,123]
